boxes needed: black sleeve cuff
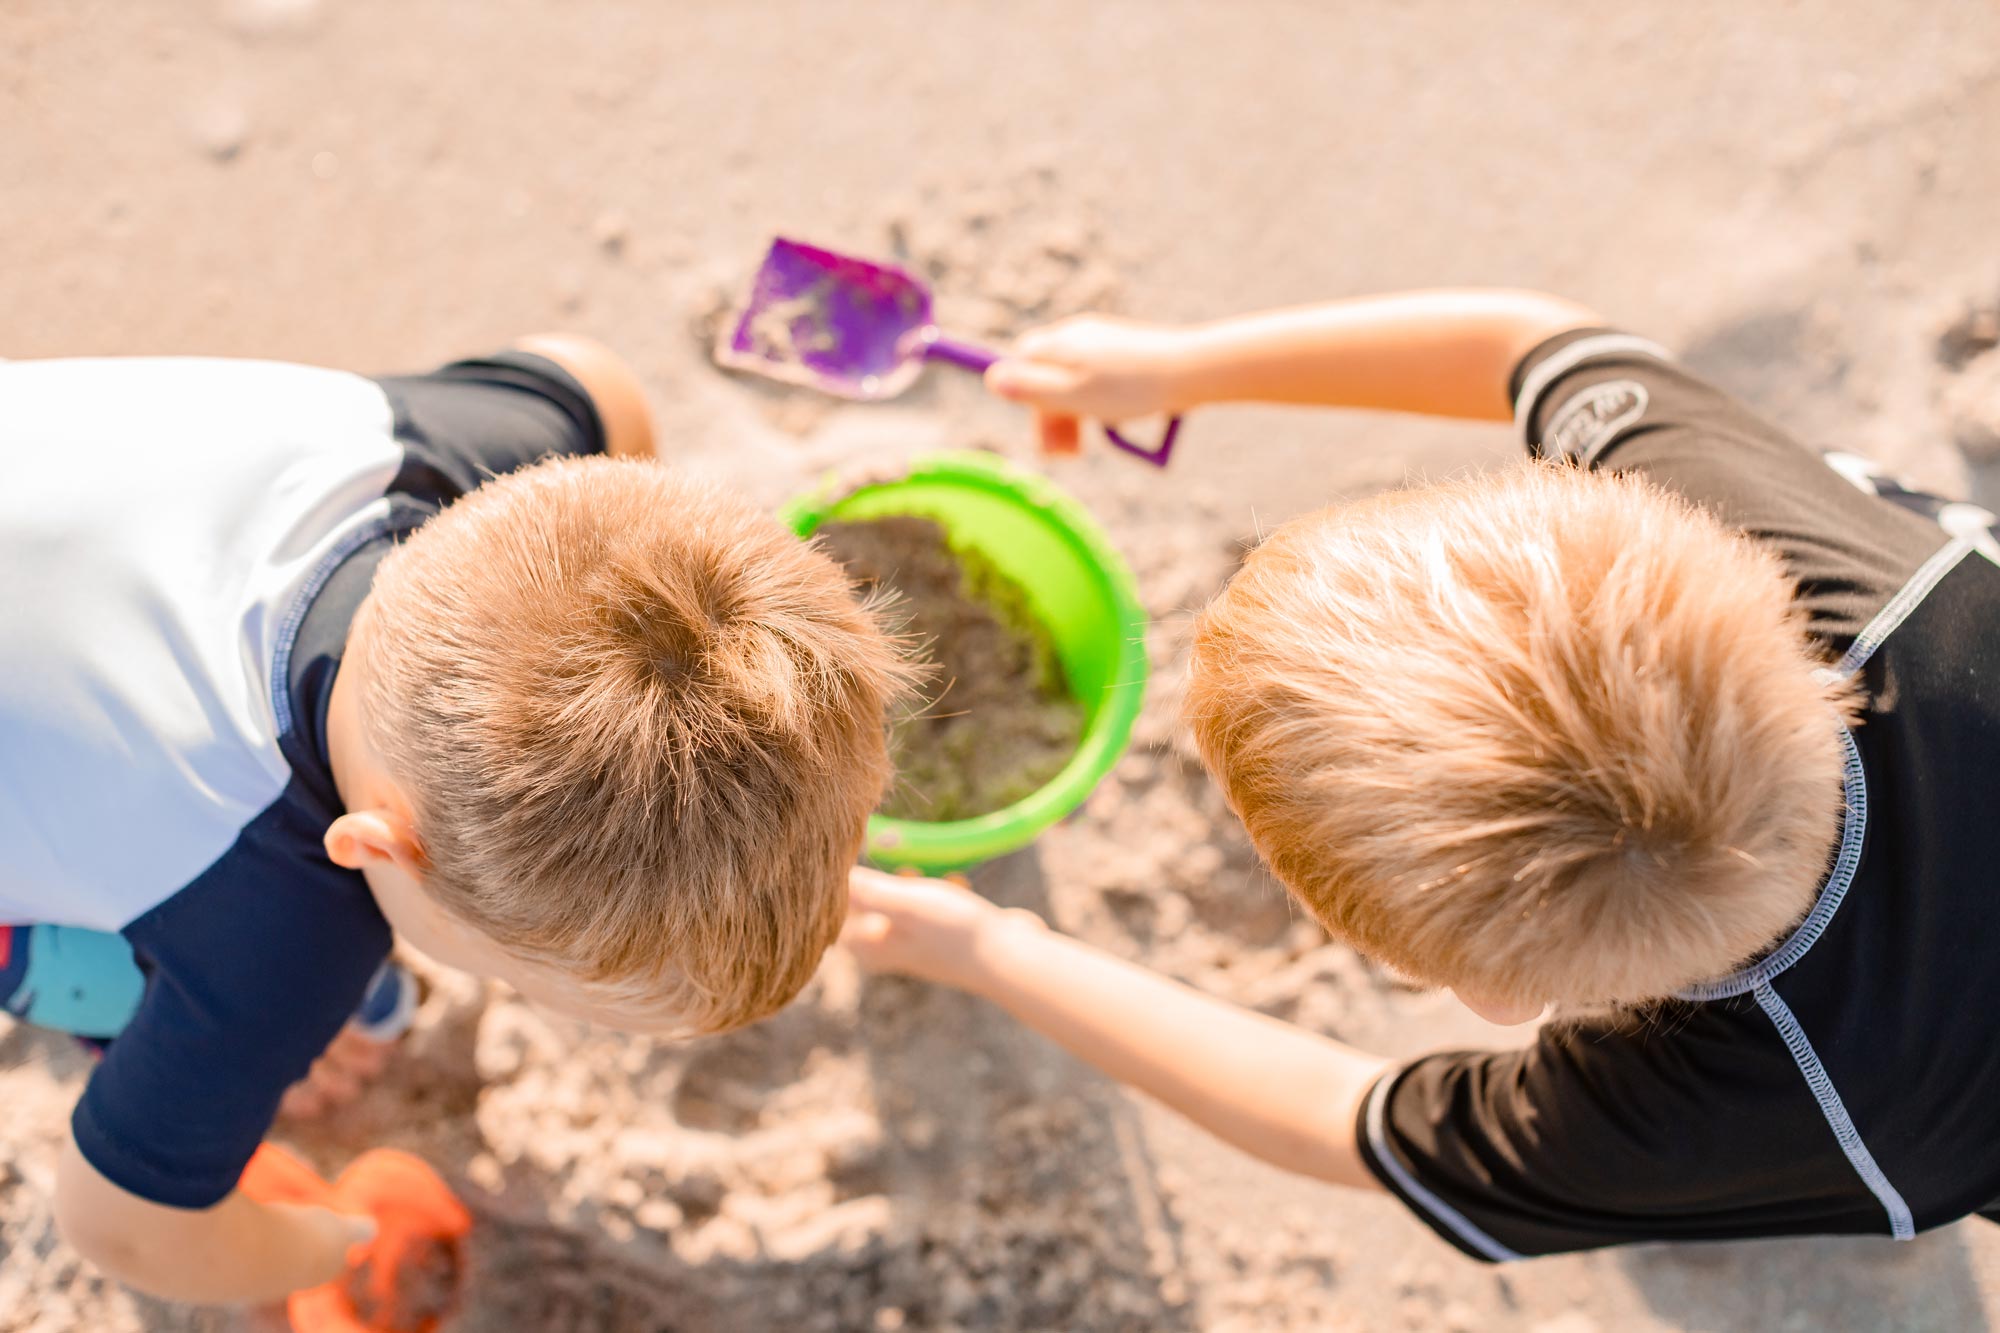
[1507,329,1676,462]
[435,349,608,457]
[1354,1066,1523,1263]
[375,348,610,505]
[1507,328,1621,404]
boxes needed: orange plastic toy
[238,1143,473,1333]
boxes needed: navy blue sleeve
[73,781,391,1208]
[375,349,607,506]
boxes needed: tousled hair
[1186,463,1851,1008]
[358,457,912,1032]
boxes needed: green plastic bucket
[783,451,1149,874]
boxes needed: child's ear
[324,811,424,877]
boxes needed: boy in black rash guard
[844,290,2000,1258]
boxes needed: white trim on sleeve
[1676,724,1868,1002]
[1362,1070,1524,1262]
[1672,536,1971,1241]
[1511,334,1673,443]
[1754,982,1916,1240]
[1835,534,1976,679]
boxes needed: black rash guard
[1355,330,2000,1259]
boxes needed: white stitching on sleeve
[1676,724,1867,1002]
[1835,535,1976,679]
[1753,983,1916,1240]
[1512,334,1673,444]
[1363,1070,1525,1262]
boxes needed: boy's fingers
[1013,316,1106,361]
[840,912,891,946]
[307,1060,363,1105]
[985,358,1083,407]
[850,864,898,893]
[327,1030,390,1076]
[847,867,906,913]
[1010,323,1068,360]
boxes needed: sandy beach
[4,3,2000,1329]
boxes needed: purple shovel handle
[924,336,1180,468]
[1101,416,1181,467]
[925,336,1000,375]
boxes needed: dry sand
[5,2,2000,1330]
[817,515,1085,824]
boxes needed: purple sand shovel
[716,238,1181,465]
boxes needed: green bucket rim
[781,451,1150,872]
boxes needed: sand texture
[5,2,2000,1330]
[818,515,1085,823]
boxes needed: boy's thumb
[842,913,891,946]
[985,358,1078,406]
[340,1211,379,1251]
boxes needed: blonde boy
[2,338,906,1302]
[849,290,2000,1257]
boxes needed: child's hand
[984,316,1194,454]
[242,1144,471,1333]
[842,866,1042,990]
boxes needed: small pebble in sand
[551,264,587,314]
[1937,299,2000,371]
[592,210,631,258]
[465,1151,504,1193]
[634,1198,683,1232]
[189,99,249,162]
[1944,350,2000,458]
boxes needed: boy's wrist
[960,907,1051,998]
[268,1200,370,1289]
[1165,324,1237,411]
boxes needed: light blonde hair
[358,457,912,1032]
[1186,463,1851,1008]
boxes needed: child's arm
[844,869,1390,1190]
[985,290,1602,449]
[53,1132,373,1305]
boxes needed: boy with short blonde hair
[850,289,2000,1259]
[354,457,902,1030]
[3,338,908,1305]
[1190,464,1849,1013]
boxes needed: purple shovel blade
[717,238,941,401]
[717,237,1180,465]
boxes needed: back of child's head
[1186,463,1850,1009]
[356,457,911,1032]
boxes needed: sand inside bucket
[817,515,1085,823]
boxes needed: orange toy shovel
[239,1144,473,1333]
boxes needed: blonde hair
[357,457,911,1032]
[1186,463,1850,1008]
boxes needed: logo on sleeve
[1544,380,1648,464]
